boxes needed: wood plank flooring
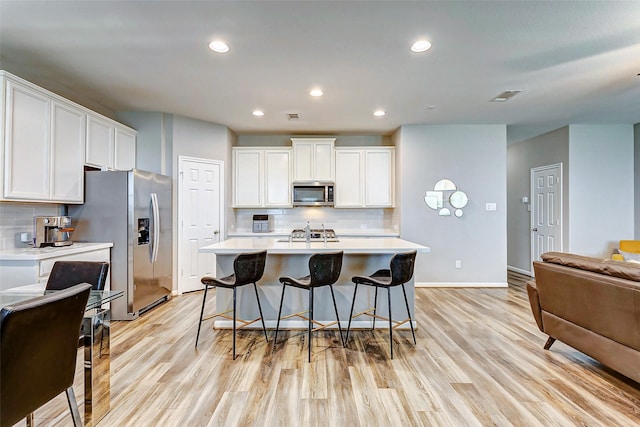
[29,272,640,426]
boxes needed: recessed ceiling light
[411,40,432,53]
[209,40,229,53]
[252,110,264,117]
[309,89,324,97]
[373,110,386,117]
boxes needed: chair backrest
[233,250,267,286]
[389,251,417,285]
[46,261,109,291]
[0,283,92,427]
[308,251,343,287]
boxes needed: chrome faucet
[304,221,311,243]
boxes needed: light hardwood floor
[32,273,640,426]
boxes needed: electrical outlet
[455,260,461,269]
[20,232,31,243]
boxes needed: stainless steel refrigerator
[70,169,172,320]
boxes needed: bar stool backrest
[233,250,267,285]
[46,261,110,291]
[389,250,417,286]
[0,283,92,427]
[308,251,343,287]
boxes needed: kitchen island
[198,238,429,330]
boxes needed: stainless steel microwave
[292,182,334,207]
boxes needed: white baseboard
[507,265,533,276]
[415,282,508,288]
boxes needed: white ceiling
[1,1,639,143]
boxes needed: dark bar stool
[345,250,417,359]
[274,251,344,362]
[195,250,268,360]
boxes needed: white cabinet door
[86,114,114,169]
[292,141,313,181]
[3,80,51,200]
[365,149,394,207]
[291,138,335,181]
[51,101,85,203]
[233,149,263,207]
[334,149,363,207]
[334,147,395,208]
[264,149,292,206]
[313,141,334,181]
[114,126,136,170]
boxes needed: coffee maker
[34,216,74,247]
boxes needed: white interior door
[178,156,224,294]
[531,163,562,270]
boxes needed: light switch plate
[485,203,497,211]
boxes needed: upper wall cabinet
[291,138,335,182]
[233,147,292,208]
[86,113,136,171]
[1,74,85,203]
[334,147,395,208]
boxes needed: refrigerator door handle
[150,192,160,263]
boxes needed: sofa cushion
[619,249,640,263]
[541,252,640,282]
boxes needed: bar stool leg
[232,287,237,360]
[388,287,393,359]
[345,283,358,345]
[373,287,379,330]
[401,283,416,344]
[329,285,344,346]
[252,282,268,342]
[274,285,286,351]
[308,288,314,362]
[195,284,210,347]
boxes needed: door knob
[532,228,538,232]
[213,230,219,235]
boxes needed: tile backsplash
[0,202,63,249]
[232,208,399,234]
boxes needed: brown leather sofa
[527,251,640,383]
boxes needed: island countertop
[199,237,429,255]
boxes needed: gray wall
[397,124,507,285]
[568,125,634,257]
[117,111,173,175]
[636,123,640,239]
[506,127,569,273]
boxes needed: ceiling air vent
[490,90,522,102]
[287,113,300,120]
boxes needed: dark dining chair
[196,250,268,360]
[274,251,344,362]
[345,250,417,359]
[46,261,110,291]
[0,283,92,427]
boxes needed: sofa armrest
[526,280,544,332]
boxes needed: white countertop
[0,242,113,261]
[200,237,428,255]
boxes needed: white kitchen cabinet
[114,126,136,170]
[86,114,114,169]
[85,113,136,171]
[0,244,112,291]
[51,100,85,202]
[291,138,334,182]
[264,149,292,206]
[334,147,395,208]
[1,75,85,203]
[233,147,292,208]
